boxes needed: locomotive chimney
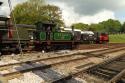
[72,26,74,32]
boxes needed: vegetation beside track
[109,34,125,43]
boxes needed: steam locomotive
[0,16,109,54]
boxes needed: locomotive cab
[35,22,56,32]
[35,22,56,41]
[95,32,109,44]
[99,32,109,43]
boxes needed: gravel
[9,72,44,83]
[0,48,112,83]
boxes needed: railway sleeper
[117,79,125,83]
[87,67,120,80]
[88,70,113,80]
[86,67,119,80]
[98,67,119,74]
[99,67,120,73]
[52,75,72,83]
[117,76,125,83]
[95,68,117,76]
[115,59,125,62]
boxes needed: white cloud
[0,0,123,25]
[0,0,26,16]
[50,2,115,26]
[79,10,115,24]
[0,6,10,16]
[47,0,125,15]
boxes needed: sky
[0,0,125,26]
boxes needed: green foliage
[71,23,89,30]
[12,0,63,26]
[100,19,121,33]
[121,22,125,32]
[41,5,64,26]
[109,34,125,43]
[89,23,104,32]
[71,19,122,33]
[89,19,122,33]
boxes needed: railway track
[51,53,125,83]
[84,53,125,83]
[0,47,125,82]
[1,43,125,55]
[0,46,125,70]
[77,43,125,50]
[118,74,125,83]
[0,55,92,82]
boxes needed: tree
[121,22,125,32]
[100,19,121,33]
[71,23,89,30]
[41,5,64,26]
[12,0,63,26]
[89,23,104,32]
